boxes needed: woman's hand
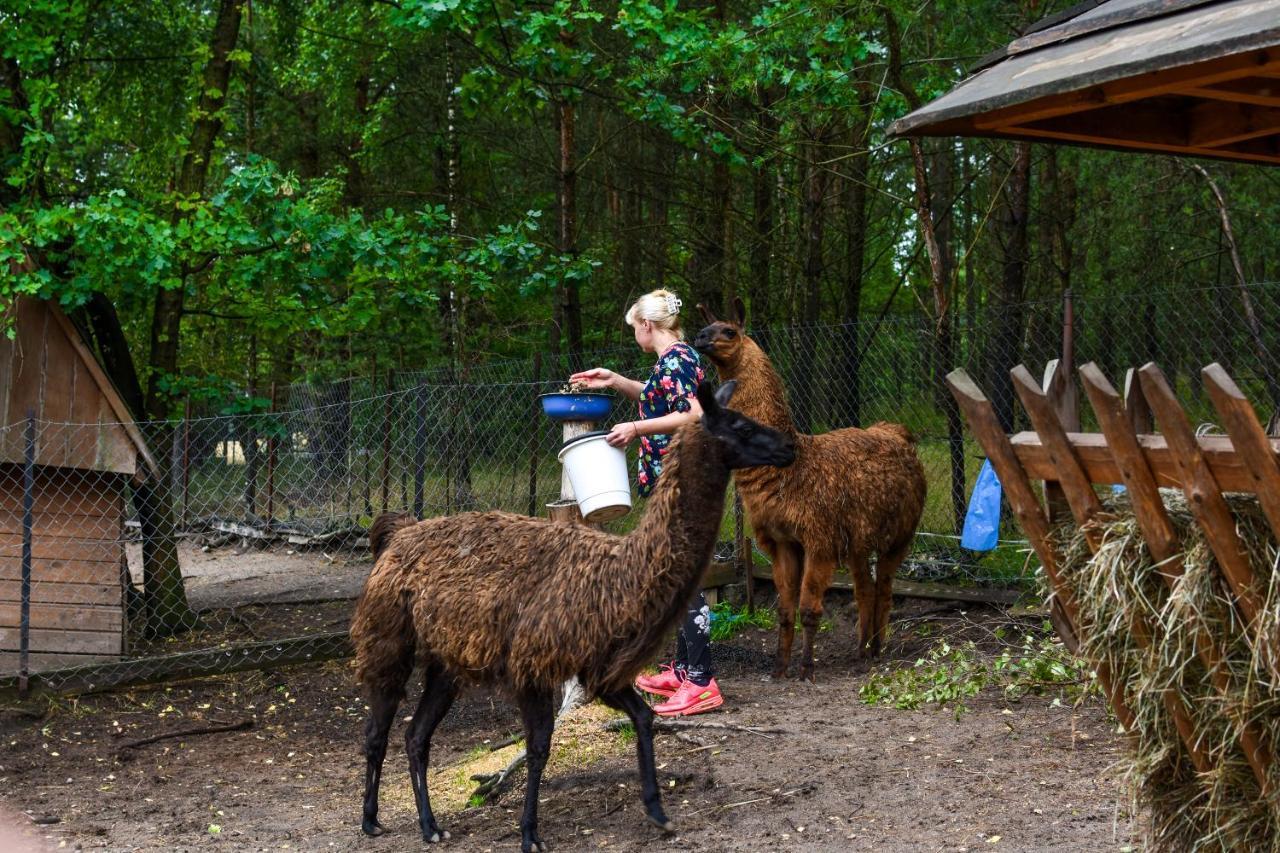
[568,367,614,390]
[606,421,642,447]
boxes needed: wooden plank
[1010,431,1275,492]
[0,558,119,585]
[1187,100,1280,148]
[946,368,1136,731]
[1040,360,1072,524]
[1202,363,1280,543]
[1179,78,1280,109]
[972,48,1280,131]
[990,121,1280,167]
[0,468,123,515]
[0,535,121,563]
[1014,364,1211,774]
[0,510,121,538]
[701,560,738,590]
[1080,363,1274,794]
[0,627,121,655]
[0,603,121,633]
[0,652,120,674]
[0,580,121,607]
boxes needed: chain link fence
[3,282,1278,694]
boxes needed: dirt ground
[1,591,1136,853]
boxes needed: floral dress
[636,341,705,497]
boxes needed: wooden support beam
[1013,365,1211,774]
[972,48,1280,131]
[1187,101,1280,148]
[1040,360,1072,524]
[1138,364,1276,679]
[946,369,1134,730]
[1123,368,1153,434]
[1080,363,1274,796]
[1011,431,1278,492]
[990,122,1280,167]
[1179,78,1280,109]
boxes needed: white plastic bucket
[557,432,632,522]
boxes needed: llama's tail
[369,511,415,560]
[869,421,917,446]
[351,573,417,697]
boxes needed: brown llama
[349,381,794,853]
[693,298,926,679]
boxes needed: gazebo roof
[888,0,1280,165]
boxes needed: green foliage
[707,602,830,642]
[859,633,1091,718]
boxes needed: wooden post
[266,382,277,527]
[946,369,1135,730]
[1012,365,1210,774]
[1202,363,1280,543]
[1081,362,1274,795]
[412,384,427,519]
[1040,359,1072,523]
[181,397,191,526]
[527,353,542,517]
[380,370,392,511]
[1123,368,1152,434]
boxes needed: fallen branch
[469,678,586,804]
[117,719,253,758]
[604,717,783,739]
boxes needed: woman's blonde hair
[625,289,684,338]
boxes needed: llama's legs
[869,539,910,657]
[797,553,836,681]
[516,689,555,853]
[770,540,803,679]
[599,688,674,832]
[849,552,876,659]
[405,665,457,843]
[361,687,401,836]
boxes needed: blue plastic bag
[961,459,1002,552]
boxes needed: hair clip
[664,294,682,316]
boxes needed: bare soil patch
[2,598,1134,851]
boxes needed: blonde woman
[569,289,722,716]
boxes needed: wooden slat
[0,467,123,515]
[751,563,1025,606]
[1187,101,1280,148]
[0,558,119,585]
[0,603,121,633]
[1014,365,1211,774]
[1138,363,1275,677]
[1011,431,1276,492]
[999,117,1280,167]
[946,369,1136,731]
[0,627,121,655]
[0,580,121,607]
[1080,363,1274,794]
[0,510,122,538]
[0,535,121,563]
[1201,363,1280,543]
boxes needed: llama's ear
[696,380,721,415]
[697,302,718,325]
[713,379,737,408]
[732,296,747,327]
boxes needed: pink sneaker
[653,678,723,717]
[635,663,684,698]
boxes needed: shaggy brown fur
[693,298,927,678]
[368,510,414,560]
[349,382,794,851]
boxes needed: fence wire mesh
[3,282,1278,693]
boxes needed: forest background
[3,0,1279,471]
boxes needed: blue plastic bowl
[539,393,614,421]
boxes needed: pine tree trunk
[985,142,1033,433]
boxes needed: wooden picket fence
[946,360,1279,797]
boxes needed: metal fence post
[19,410,35,697]
[413,383,427,519]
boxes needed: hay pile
[1056,490,1280,852]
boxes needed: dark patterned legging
[674,590,713,685]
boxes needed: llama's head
[697,380,795,469]
[691,297,748,370]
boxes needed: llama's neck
[597,426,730,685]
[715,339,796,436]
